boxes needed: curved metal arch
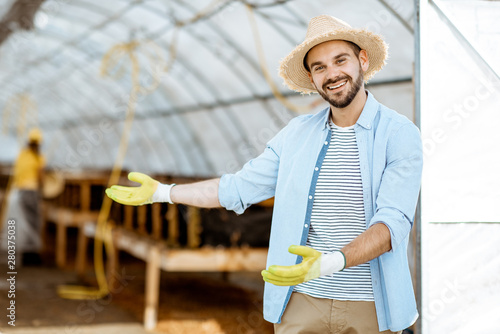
[245,0,296,9]
[115,1,296,169]
[4,0,155,87]
[41,65,164,171]
[377,0,414,34]
[252,7,301,45]
[95,9,256,172]
[140,2,269,166]
[280,2,308,26]
[150,1,294,149]
[164,0,297,161]
[4,8,163,122]
[5,30,121,97]
[168,0,263,76]
[156,112,213,176]
[135,116,185,176]
[4,1,304,175]
[10,35,127,131]
[16,3,224,174]
[19,25,207,174]
[22,1,290,136]
[154,43,259,171]
[5,6,178,121]
[0,6,112,87]
[166,30,262,166]
[246,5,311,124]
[168,0,294,118]
[33,73,136,169]
[5,27,158,171]
[1,0,139,84]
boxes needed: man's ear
[307,71,316,89]
[359,50,369,72]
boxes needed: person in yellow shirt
[11,128,45,265]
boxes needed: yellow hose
[57,38,173,300]
[55,0,225,299]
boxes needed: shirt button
[324,141,328,145]
[315,167,319,171]
[304,224,308,228]
[308,195,313,199]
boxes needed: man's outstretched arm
[106,172,222,208]
[170,178,221,208]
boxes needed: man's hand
[261,245,345,286]
[106,172,160,206]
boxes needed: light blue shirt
[218,91,422,332]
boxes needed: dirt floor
[112,254,274,334]
[0,228,274,334]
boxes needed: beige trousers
[274,292,403,334]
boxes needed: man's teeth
[327,81,346,90]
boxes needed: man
[106,15,422,333]
[11,128,45,264]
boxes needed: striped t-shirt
[294,120,374,301]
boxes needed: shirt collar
[321,90,379,130]
[321,107,331,130]
[356,90,379,130]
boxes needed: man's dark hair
[303,41,362,72]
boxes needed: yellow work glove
[261,245,345,286]
[105,172,176,206]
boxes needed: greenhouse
[0,0,498,333]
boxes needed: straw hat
[279,15,388,94]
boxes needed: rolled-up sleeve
[369,123,423,252]
[218,118,295,214]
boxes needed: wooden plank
[166,204,179,247]
[124,205,133,230]
[72,184,79,208]
[158,247,268,272]
[137,205,147,235]
[80,181,90,212]
[76,226,88,275]
[115,229,151,260]
[152,203,162,239]
[257,197,274,207]
[187,206,201,248]
[55,209,70,268]
[144,246,161,330]
[114,228,267,272]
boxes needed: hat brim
[279,28,388,94]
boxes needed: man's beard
[317,67,364,109]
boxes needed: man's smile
[326,80,347,91]
[323,79,348,92]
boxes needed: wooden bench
[82,221,267,330]
[44,203,99,269]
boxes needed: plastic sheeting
[0,0,415,177]
[421,0,500,223]
[420,1,500,333]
